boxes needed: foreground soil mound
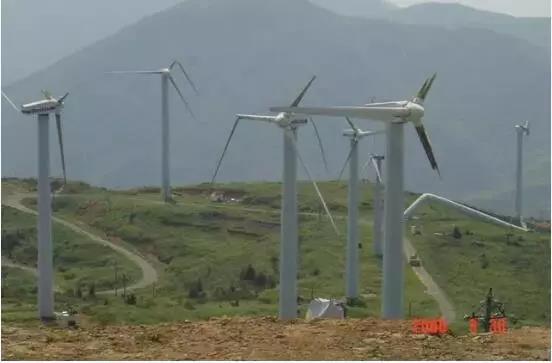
[2,317,550,360]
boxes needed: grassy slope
[406,202,550,327]
[4,179,436,325]
[1,203,141,323]
[3,178,549,327]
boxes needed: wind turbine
[107,60,198,202]
[337,117,384,299]
[211,76,339,320]
[270,73,440,318]
[514,121,529,227]
[2,90,69,320]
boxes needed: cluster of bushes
[239,264,276,290]
[1,229,25,259]
[187,279,206,300]
[73,282,97,299]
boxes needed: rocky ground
[2,317,550,360]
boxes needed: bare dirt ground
[2,317,550,360]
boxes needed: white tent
[305,298,345,320]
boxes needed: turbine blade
[309,117,329,175]
[290,75,316,107]
[55,113,67,185]
[288,131,339,236]
[168,75,196,120]
[105,70,162,74]
[58,92,69,103]
[211,117,241,184]
[235,114,278,123]
[417,73,437,101]
[345,117,359,133]
[170,60,199,95]
[270,106,409,121]
[1,91,20,112]
[414,124,440,177]
[416,79,429,100]
[337,143,355,181]
[364,101,408,108]
[370,157,383,183]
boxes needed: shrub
[125,293,137,305]
[188,279,205,299]
[88,282,96,298]
[452,226,462,239]
[240,264,256,281]
[270,256,279,273]
[479,254,489,269]
[253,272,267,288]
[75,285,83,299]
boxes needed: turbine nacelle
[2,90,68,185]
[515,121,530,135]
[107,59,199,119]
[19,92,69,115]
[405,101,425,122]
[274,112,309,128]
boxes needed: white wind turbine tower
[2,90,69,320]
[365,154,385,257]
[514,121,529,227]
[271,73,440,318]
[211,76,339,320]
[108,60,198,202]
[336,117,384,299]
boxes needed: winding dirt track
[1,259,38,276]
[1,193,158,295]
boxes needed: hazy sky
[391,0,550,17]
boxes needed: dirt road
[404,237,456,322]
[1,193,158,295]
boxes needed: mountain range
[2,0,550,216]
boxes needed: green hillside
[406,202,550,327]
[1,178,549,328]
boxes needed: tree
[188,279,205,299]
[452,225,462,239]
[88,282,96,298]
[241,264,256,281]
[75,285,83,299]
[125,293,137,305]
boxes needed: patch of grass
[12,180,437,324]
[5,178,547,328]
[407,202,550,326]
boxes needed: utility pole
[114,262,118,296]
